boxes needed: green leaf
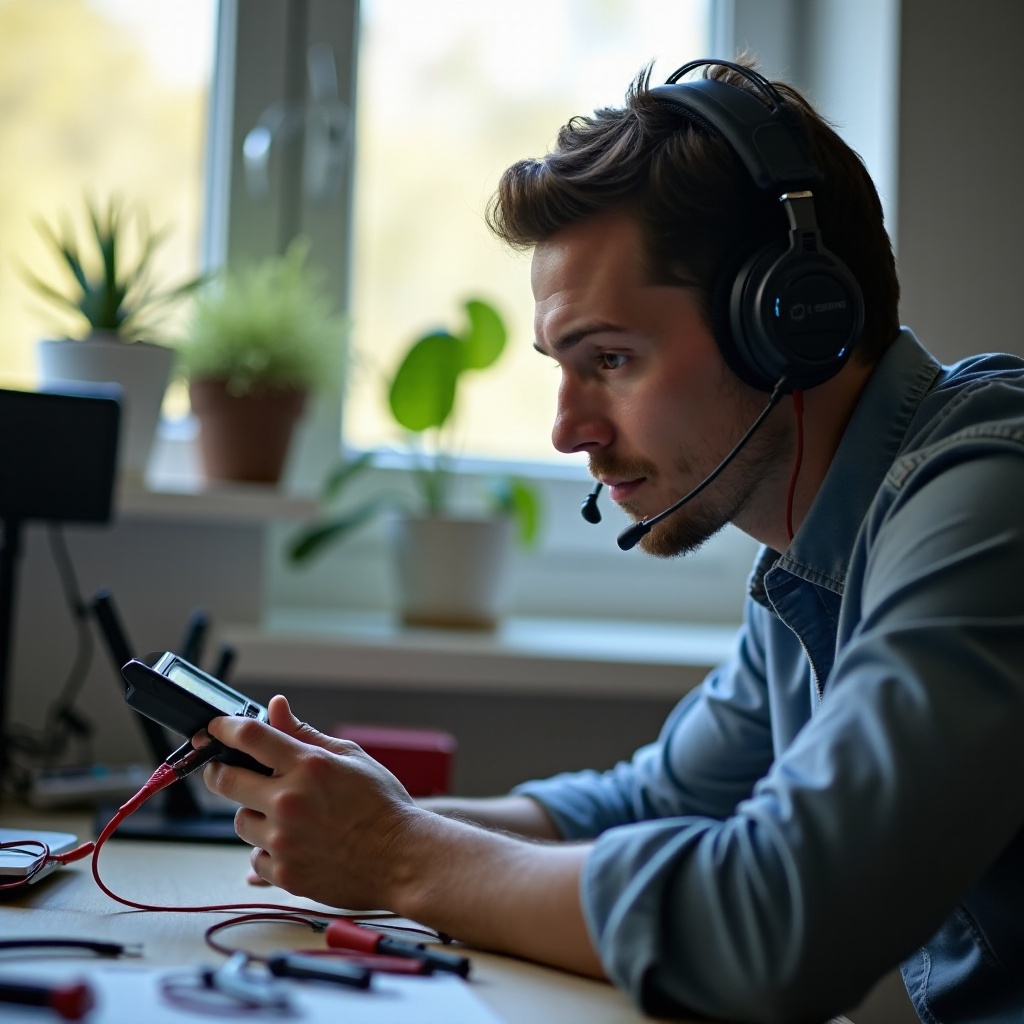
[508,478,542,546]
[487,476,542,547]
[287,499,389,563]
[321,449,375,501]
[388,330,463,432]
[26,195,208,339]
[459,298,506,370]
[18,270,82,314]
[89,198,117,293]
[57,239,89,295]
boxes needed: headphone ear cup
[728,244,865,392]
[710,242,786,393]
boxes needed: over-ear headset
[651,59,865,393]
[583,61,867,547]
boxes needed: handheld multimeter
[121,652,272,776]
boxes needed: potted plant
[288,297,541,629]
[25,196,206,481]
[176,239,344,485]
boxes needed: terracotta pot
[391,515,514,629]
[188,379,306,484]
[36,333,175,483]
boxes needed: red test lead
[325,919,471,978]
[0,979,95,1021]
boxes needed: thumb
[266,694,353,754]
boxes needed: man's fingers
[190,728,213,750]
[203,757,272,811]
[249,847,274,886]
[206,696,357,767]
[206,710,305,770]
[266,694,360,756]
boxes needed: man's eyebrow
[533,321,625,356]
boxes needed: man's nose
[550,378,612,455]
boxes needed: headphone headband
[649,78,821,191]
[646,59,864,392]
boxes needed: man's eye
[599,352,627,371]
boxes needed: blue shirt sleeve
[576,453,1024,1021]
[513,600,777,837]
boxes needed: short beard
[586,456,731,559]
[608,393,789,559]
[630,497,729,558]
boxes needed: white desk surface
[0,807,674,1024]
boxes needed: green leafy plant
[23,195,206,340]
[177,238,344,396]
[289,297,542,564]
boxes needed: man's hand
[203,695,604,978]
[203,694,421,910]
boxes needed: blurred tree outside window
[346,0,710,466]
[0,0,215,402]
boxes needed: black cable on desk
[0,939,141,957]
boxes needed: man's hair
[487,61,900,365]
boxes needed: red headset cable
[785,388,805,543]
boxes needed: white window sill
[218,609,736,699]
[113,425,318,524]
[115,476,317,524]
[137,426,753,635]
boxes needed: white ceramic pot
[392,515,514,629]
[36,333,175,483]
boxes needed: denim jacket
[515,330,1024,1023]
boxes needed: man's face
[531,209,789,557]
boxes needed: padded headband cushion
[648,79,820,190]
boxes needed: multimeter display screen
[167,661,247,714]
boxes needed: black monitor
[0,385,120,523]
[0,385,121,784]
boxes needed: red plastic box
[332,723,456,797]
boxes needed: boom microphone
[581,379,788,551]
[580,482,603,524]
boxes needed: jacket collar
[749,329,943,606]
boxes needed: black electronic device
[121,652,272,777]
[0,385,120,785]
[0,384,121,524]
[650,58,865,393]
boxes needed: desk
[0,808,855,1024]
[0,808,671,1024]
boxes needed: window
[1,1,898,628]
[0,0,216,390]
[345,0,712,464]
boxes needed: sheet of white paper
[0,962,506,1023]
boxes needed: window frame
[201,0,898,627]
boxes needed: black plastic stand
[91,587,242,843]
[0,518,23,786]
[91,801,239,843]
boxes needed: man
[203,60,1024,1023]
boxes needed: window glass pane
[0,0,216,390]
[346,0,710,464]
